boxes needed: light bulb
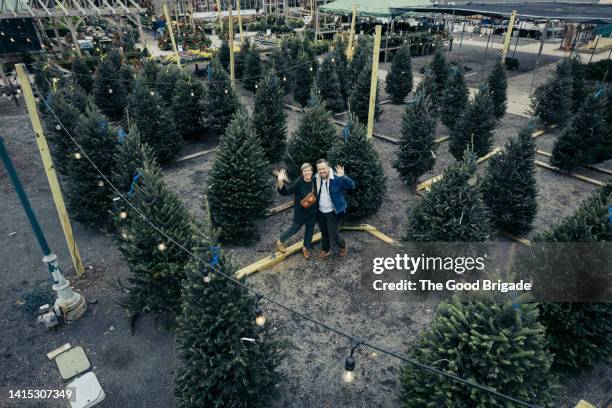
[150,91,155,96]
[74,152,82,159]
[255,305,265,326]
[157,242,167,251]
[283,76,287,82]
[331,58,335,63]
[342,370,355,383]
[190,92,194,97]
[121,230,129,239]
[97,180,104,187]
[224,89,228,94]
[255,84,258,89]
[119,210,128,219]
[108,88,113,94]
[55,124,61,130]
[52,77,58,83]
[203,273,211,283]
[309,66,313,71]
[343,356,356,383]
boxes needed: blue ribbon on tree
[608,205,612,225]
[97,119,108,133]
[127,172,141,197]
[117,127,127,144]
[209,245,220,267]
[342,126,350,142]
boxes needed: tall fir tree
[449,84,496,159]
[487,59,508,119]
[119,64,135,94]
[292,51,315,106]
[531,74,572,127]
[71,56,94,94]
[348,36,371,89]
[234,38,251,79]
[400,299,554,407]
[252,74,287,163]
[404,151,491,242]
[156,65,183,106]
[201,59,242,136]
[385,43,413,104]
[550,92,610,172]
[285,95,337,178]
[333,37,350,101]
[128,80,183,164]
[393,93,437,185]
[556,54,586,112]
[208,109,272,244]
[316,54,345,112]
[218,39,231,71]
[64,104,117,228]
[481,126,538,233]
[172,76,205,139]
[349,62,381,124]
[242,45,263,92]
[114,157,195,317]
[440,66,468,130]
[142,59,160,84]
[428,46,449,97]
[328,116,386,221]
[111,126,156,194]
[416,67,439,119]
[93,54,127,120]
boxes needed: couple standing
[276,159,355,260]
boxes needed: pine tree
[393,93,436,186]
[385,43,413,104]
[440,66,469,130]
[400,299,554,407]
[416,67,439,119]
[328,116,386,221]
[172,76,205,139]
[252,74,287,163]
[142,59,160,84]
[487,59,507,119]
[404,151,491,242]
[348,36,371,88]
[218,39,231,72]
[349,63,381,124]
[449,85,496,159]
[242,45,262,92]
[333,38,350,101]
[201,59,242,136]
[208,109,272,244]
[428,46,449,96]
[93,56,127,120]
[64,104,118,228]
[71,56,94,94]
[292,51,315,106]
[128,80,183,164]
[316,54,345,112]
[550,92,610,172]
[119,64,135,94]
[114,157,195,316]
[156,65,183,106]
[175,238,283,408]
[556,54,586,112]
[111,125,156,194]
[285,95,337,178]
[234,38,251,79]
[531,74,572,127]
[481,126,537,233]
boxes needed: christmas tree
[201,59,242,136]
[428,46,449,97]
[556,54,586,112]
[218,39,231,71]
[328,116,386,221]
[316,54,345,113]
[114,157,195,317]
[172,76,205,139]
[128,80,183,164]
[64,104,118,228]
[142,59,160,84]
[156,65,183,106]
[242,45,263,92]
[550,92,610,172]
[393,93,436,186]
[234,38,251,79]
[481,126,538,233]
[111,125,156,194]
[208,109,272,244]
[349,62,381,124]
[71,56,94,94]
[175,239,283,408]
[93,54,128,120]
[449,84,496,159]
[404,151,491,242]
[119,64,135,94]
[252,74,287,163]
[487,59,508,119]
[292,51,315,106]
[385,43,413,104]
[33,62,63,100]
[530,74,572,127]
[400,299,554,407]
[415,67,439,119]
[285,95,337,178]
[348,36,371,88]
[333,37,350,101]
[440,66,468,130]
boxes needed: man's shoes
[276,240,288,253]
[316,250,331,261]
[302,247,310,259]
[340,243,348,257]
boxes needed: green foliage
[394,94,436,185]
[111,126,156,194]
[128,80,182,164]
[348,36,371,88]
[556,54,586,112]
[487,59,507,119]
[531,72,572,127]
[481,126,537,233]
[316,54,345,113]
[119,64,135,94]
[440,66,468,130]
[156,65,183,106]
[93,53,127,120]
[234,38,251,79]
[404,151,491,242]
[71,56,94,93]
[172,76,205,139]
[201,59,242,136]
[400,299,555,407]
[242,45,263,92]
[285,95,337,178]
[208,110,272,244]
[415,67,439,119]
[428,46,449,97]
[349,63,381,124]
[253,74,287,163]
[218,39,230,71]
[333,38,350,101]
[385,43,413,104]
[449,85,496,159]
[292,51,316,106]
[328,116,386,221]
[142,59,160,84]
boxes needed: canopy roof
[320,0,431,17]
[389,2,612,23]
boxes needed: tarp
[320,0,431,18]
[390,2,612,23]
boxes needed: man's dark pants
[317,210,346,252]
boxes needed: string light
[119,209,128,219]
[108,88,113,94]
[150,91,155,96]
[254,294,265,326]
[224,89,228,94]
[10,38,15,42]
[343,341,360,383]
[97,180,104,187]
[283,76,287,82]
[120,229,129,240]
[190,92,194,97]
[157,242,167,251]
[203,268,212,283]
[55,124,61,130]
[73,152,82,160]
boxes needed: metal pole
[384,17,392,63]
[484,29,491,56]
[0,137,87,321]
[589,34,600,64]
[512,20,522,57]
[529,20,549,96]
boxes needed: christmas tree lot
[252,73,287,163]
[71,56,94,94]
[487,59,508,119]
[242,45,263,92]
[292,51,316,106]
[93,50,128,121]
[349,63,381,124]
[439,65,469,131]
[155,65,183,106]
[201,59,242,136]
[316,54,345,113]
[110,126,156,195]
[385,43,413,104]
[531,69,572,127]
[171,76,205,139]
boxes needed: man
[315,159,355,260]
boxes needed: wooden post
[15,64,85,278]
[347,3,357,60]
[366,25,382,139]
[189,3,195,31]
[501,10,517,63]
[163,3,182,68]
[236,0,244,45]
[228,1,235,85]
[215,0,224,32]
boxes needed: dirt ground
[1,45,612,408]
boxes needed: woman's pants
[280,221,315,249]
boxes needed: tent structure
[319,0,431,18]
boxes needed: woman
[276,163,317,259]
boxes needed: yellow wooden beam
[163,4,182,69]
[501,10,517,63]
[497,230,531,247]
[347,3,357,60]
[15,64,85,277]
[575,400,597,408]
[236,0,244,45]
[266,201,293,216]
[534,160,606,187]
[367,25,382,139]
[228,1,235,85]
[215,0,224,32]
[537,150,612,176]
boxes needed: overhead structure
[0,0,144,20]
[319,0,430,18]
